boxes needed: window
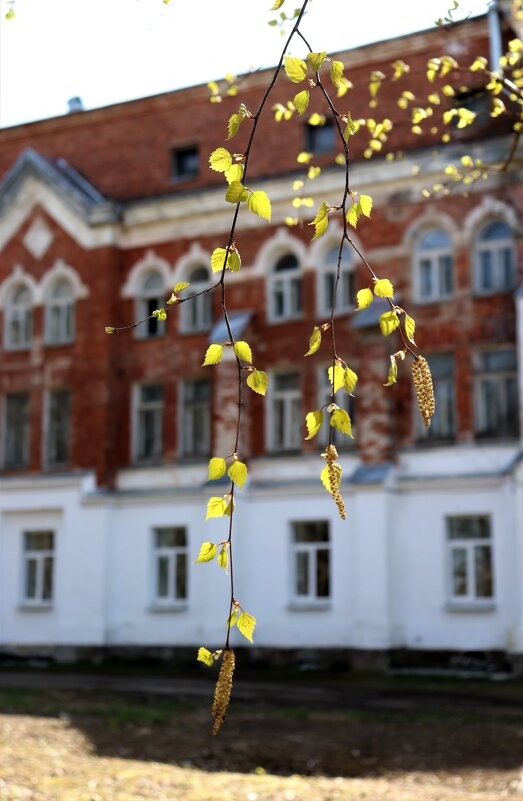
[134,384,164,462]
[45,279,74,345]
[171,146,199,181]
[417,353,455,441]
[305,119,335,154]
[180,265,212,333]
[5,284,32,350]
[4,392,30,469]
[474,220,515,294]
[136,271,165,339]
[447,516,493,603]
[318,244,354,315]
[318,367,355,448]
[475,348,518,439]
[414,229,453,302]
[22,531,54,605]
[153,527,188,604]
[269,372,301,451]
[181,379,211,457]
[269,253,302,321]
[45,389,71,466]
[292,521,330,602]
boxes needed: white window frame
[44,389,71,467]
[135,270,166,340]
[180,265,212,334]
[317,365,355,449]
[414,229,453,303]
[317,243,354,317]
[416,353,455,442]
[4,392,30,469]
[446,516,494,606]
[268,372,302,452]
[21,530,55,606]
[474,348,518,439]
[151,527,189,607]
[268,253,303,322]
[180,378,211,458]
[474,220,515,295]
[45,279,75,345]
[133,384,164,462]
[5,284,33,350]
[291,521,331,605]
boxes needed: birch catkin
[212,648,235,735]
[412,356,435,428]
[323,444,347,520]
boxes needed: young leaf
[197,647,214,667]
[405,314,416,344]
[384,355,398,387]
[330,408,353,437]
[379,310,400,336]
[228,460,248,488]
[305,409,324,440]
[374,278,394,298]
[328,364,345,393]
[344,367,358,393]
[247,369,269,396]
[174,282,189,293]
[209,147,233,173]
[203,344,223,366]
[309,201,329,240]
[233,341,252,363]
[308,112,325,126]
[359,194,373,218]
[228,250,241,272]
[305,325,321,356]
[226,181,248,203]
[217,547,228,571]
[211,247,227,273]
[237,611,256,643]
[307,51,327,72]
[208,457,227,481]
[356,288,373,310]
[206,497,230,520]
[152,308,167,321]
[227,113,243,139]
[293,89,309,115]
[228,609,238,628]
[225,163,244,184]
[346,202,361,228]
[195,542,218,563]
[248,191,272,222]
[284,55,307,83]
[330,60,344,88]
[271,0,286,8]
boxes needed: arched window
[414,229,453,302]
[45,279,74,345]
[474,220,515,294]
[180,265,212,333]
[269,253,302,321]
[318,243,354,315]
[5,284,32,350]
[137,270,165,339]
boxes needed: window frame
[44,389,71,468]
[179,265,213,334]
[474,347,518,440]
[474,220,515,296]
[305,119,336,155]
[21,530,55,607]
[151,527,189,608]
[317,243,355,317]
[413,229,454,304]
[446,515,494,607]
[268,252,303,323]
[290,521,331,606]
[135,270,166,340]
[133,383,165,463]
[171,145,199,182]
[415,353,456,443]
[4,392,30,469]
[5,284,33,351]
[44,279,75,346]
[268,371,302,453]
[180,378,212,459]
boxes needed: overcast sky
[0,0,492,128]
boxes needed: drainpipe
[488,0,504,73]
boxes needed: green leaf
[248,191,272,222]
[307,51,327,72]
[293,90,309,115]
[228,250,241,272]
[237,611,256,643]
[328,365,345,393]
[208,457,227,481]
[309,201,329,241]
[197,647,214,667]
[330,60,344,89]
[405,314,416,344]
[195,542,218,563]
[206,497,230,520]
[174,282,189,293]
[228,460,247,488]
[217,547,228,571]
[359,194,373,218]
[233,340,252,363]
[384,355,398,387]
[379,311,400,336]
[284,56,307,83]
[202,344,223,366]
[356,288,373,310]
[209,147,233,173]
[305,325,321,356]
[330,408,353,437]
[343,113,357,141]
[374,278,394,298]
[344,367,358,393]
[246,369,269,396]
[227,113,243,139]
[271,0,285,8]
[346,202,361,228]
[226,181,249,203]
[211,247,227,273]
[305,409,323,440]
[308,112,325,126]
[225,163,244,184]
[152,308,167,321]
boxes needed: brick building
[0,11,522,669]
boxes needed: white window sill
[288,601,331,612]
[148,603,188,613]
[18,603,54,612]
[444,601,496,614]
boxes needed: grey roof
[352,297,390,330]
[0,147,121,223]
[209,310,254,342]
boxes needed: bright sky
[0,0,491,128]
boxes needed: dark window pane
[294,521,329,543]
[316,548,330,597]
[42,556,53,600]
[175,553,187,599]
[296,551,309,595]
[305,120,335,154]
[157,556,169,598]
[475,545,493,598]
[25,558,37,599]
[451,547,468,596]
[25,531,54,550]
[172,146,199,180]
[156,527,186,548]
[448,516,490,540]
